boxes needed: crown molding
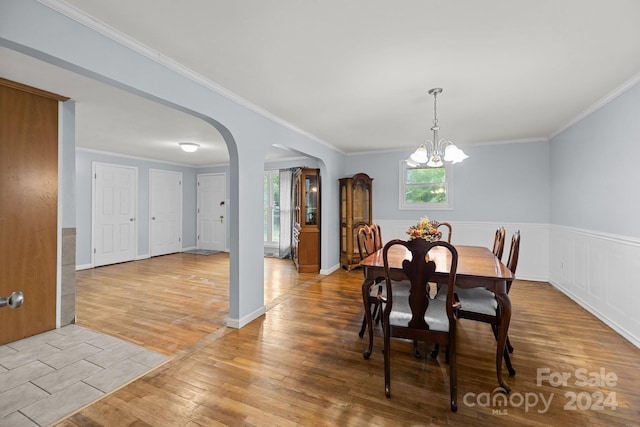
[549,72,640,140]
[36,0,344,155]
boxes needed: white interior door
[150,169,182,257]
[197,173,226,251]
[93,163,137,267]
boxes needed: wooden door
[0,80,63,344]
[150,169,182,256]
[93,163,137,267]
[197,173,226,251]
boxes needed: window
[399,161,453,210]
[263,170,280,244]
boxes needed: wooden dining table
[359,244,515,392]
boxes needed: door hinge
[197,235,200,240]
[94,173,97,179]
[179,237,181,242]
[93,248,96,254]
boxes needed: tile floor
[0,325,170,427]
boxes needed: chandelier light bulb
[405,88,468,167]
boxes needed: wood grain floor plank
[57,254,640,426]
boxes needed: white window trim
[398,160,454,210]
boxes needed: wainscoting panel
[549,225,640,348]
[374,220,549,282]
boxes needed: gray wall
[76,149,198,267]
[550,82,640,237]
[345,140,550,224]
[76,153,324,267]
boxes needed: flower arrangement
[406,216,442,241]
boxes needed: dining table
[359,244,515,392]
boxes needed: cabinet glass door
[305,174,318,225]
[353,178,370,224]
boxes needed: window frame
[398,161,454,210]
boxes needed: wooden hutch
[292,168,321,273]
[339,173,373,270]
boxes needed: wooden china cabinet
[292,168,321,273]
[339,173,373,270]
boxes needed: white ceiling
[2,0,640,166]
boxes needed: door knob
[220,215,224,223]
[152,217,156,220]
[0,291,24,309]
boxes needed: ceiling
[2,0,640,166]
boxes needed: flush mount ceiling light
[179,142,200,153]
[406,88,468,168]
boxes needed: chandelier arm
[405,87,468,167]
[436,138,452,154]
[424,139,436,155]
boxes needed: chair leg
[491,325,514,352]
[430,343,440,358]
[362,300,377,359]
[491,325,515,375]
[506,335,514,353]
[372,303,381,325]
[448,341,457,412]
[383,326,391,397]
[413,341,422,359]
[504,345,516,376]
[358,314,367,338]
[358,301,379,338]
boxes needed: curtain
[278,168,294,258]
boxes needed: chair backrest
[506,230,521,275]
[357,224,383,260]
[371,223,383,252]
[382,238,459,330]
[429,220,453,243]
[492,227,506,261]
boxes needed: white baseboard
[320,263,340,275]
[226,305,267,329]
[549,224,640,349]
[551,279,640,349]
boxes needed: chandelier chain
[432,90,438,127]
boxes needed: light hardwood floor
[57,252,640,426]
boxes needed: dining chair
[379,238,459,411]
[429,220,453,243]
[492,227,506,261]
[451,230,521,376]
[357,224,382,261]
[357,224,384,339]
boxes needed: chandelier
[406,88,468,167]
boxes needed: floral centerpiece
[406,216,442,241]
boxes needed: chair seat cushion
[388,285,449,332]
[435,285,498,316]
[455,287,498,316]
[373,279,411,298]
